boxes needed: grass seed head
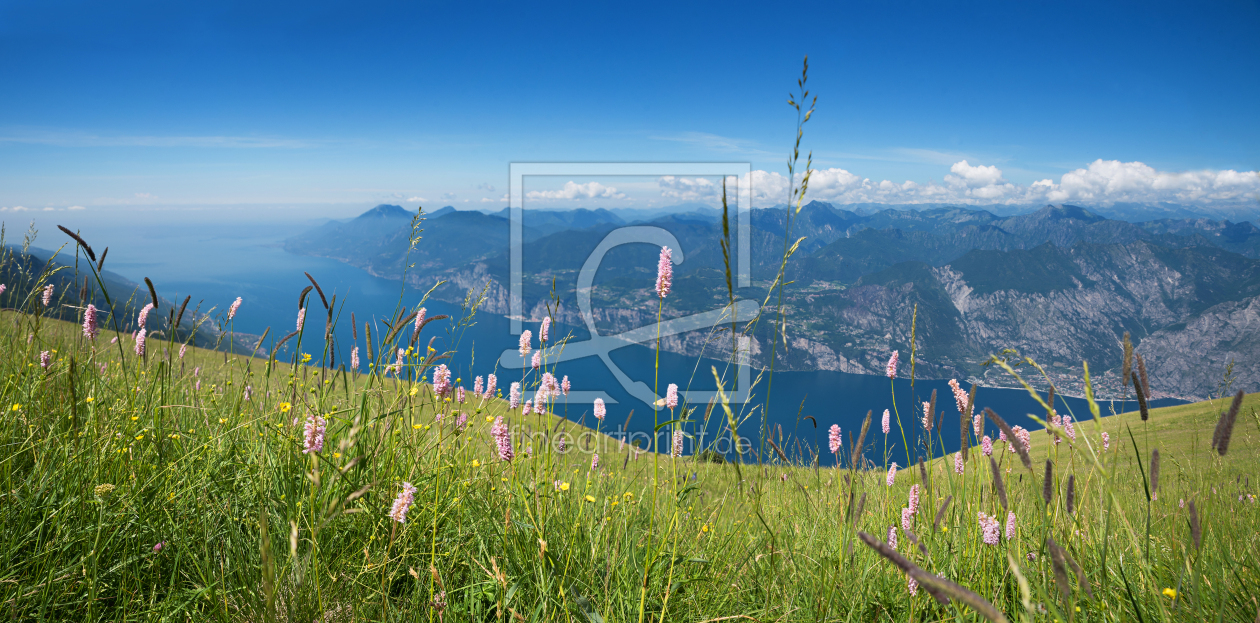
[1042,459,1054,506]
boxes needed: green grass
[3,301,1260,622]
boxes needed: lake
[17,209,1185,466]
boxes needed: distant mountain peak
[428,206,457,218]
[356,204,413,220]
[1032,204,1105,223]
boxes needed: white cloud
[408,196,426,203]
[740,159,1260,207]
[945,160,1005,188]
[1040,160,1260,205]
[526,181,626,201]
[477,182,495,192]
[67,205,86,210]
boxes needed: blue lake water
[20,212,1185,466]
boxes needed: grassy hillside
[3,305,1259,621]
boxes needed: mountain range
[283,201,1260,400]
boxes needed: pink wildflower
[538,373,557,402]
[665,383,679,410]
[303,414,326,454]
[509,382,521,409]
[39,351,51,370]
[540,317,550,342]
[887,525,898,550]
[296,308,305,332]
[491,416,513,461]
[431,364,451,397]
[671,430,684,458]
[227,297,242,320]
[485,373,497,399]
[973,411,984,437]
[1009,425,1030,454]
[948,378,968,414]
[954,452,964,475]
[1005,511,1016,540]
[907,575,918,596]
[1101,431,1110,451]
[886,462,898,487]
[828,424,842,454]
[455,413,468,431]
[531,351,541,370]
[978,512,1000,545]
[134,329,146,356]
[456,386,466,404]
[901,507,913,531]
[518,330,532,357]
[981,435,993,456]
[1062,415,1076,441]
[350,346,359,370]
[178,343,186,359]
[882,409,891,434]
[414,307,426,334]
[244,385,252,401]
[561,375,570,396]
[153,541,166,553]
[138,303,153,329]
[594,398,606,421]
[908,484,920,515]
[1015,426,1031,453]
[591,453,599,470]
[522,400,532,416]
[655,246,673,298]
[885,351,898,378]
[922,401,931,430]
[474,375,484,396]
[82,304,99,339]
[388,482,418,523]
[42,284,53,306]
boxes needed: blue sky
[1,0,1258,213]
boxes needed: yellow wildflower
[560,482,570,491]
[279,402,292,413]
[413,424,422,430]
[1163,588,1177,599]
[85,396,94,403]
[11,404,20,411]
[409,386,419,396]
[585,495,596,503]
[471,460,480,467]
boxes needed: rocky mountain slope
[284,202,1260,399]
